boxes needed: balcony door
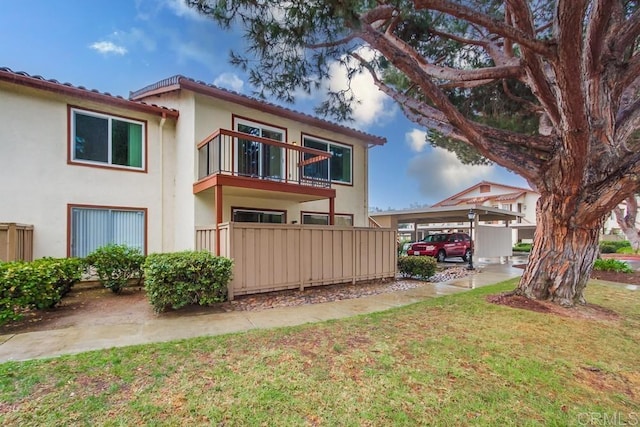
[235,120,284,180]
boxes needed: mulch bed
[489,264,635,320]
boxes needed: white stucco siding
[0,83,175,258]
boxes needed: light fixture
[467,210,476,270]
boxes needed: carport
[370,205,524,258]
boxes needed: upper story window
[70,108,145,171]
[302,135,352,185]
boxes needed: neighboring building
[431,181,538,243]
[386,181,539,245]
[0,67,386,260]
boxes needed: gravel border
[228,267,474,311]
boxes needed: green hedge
[599,240,631,254]
[0,257,84,325]
[512,242,532,252]
[593,258,633,273]
[85,244,145,293]
[398,256,437,280]
[143,251,233,313]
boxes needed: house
[0,67,387,262]
[369,181,534,258]
[430,181,539,243]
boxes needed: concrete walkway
[0,260,523,363]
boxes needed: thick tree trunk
[515,194,602,307]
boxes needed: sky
[0,0,530,210]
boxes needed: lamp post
[467,210,476,270]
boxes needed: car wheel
[462,248,471,262]
[437,250,446,263]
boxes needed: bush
[512,242,532,252]
[616,246,635,254]
[0,257,84,325]
[599,240,631,254]
[85,244,145,293]
[398,256,437,279]
[143,251,233,313]
[593,258,633,273]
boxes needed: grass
[1,280,639,426]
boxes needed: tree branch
[610,8,640,57]
[413,0,556,57]
[351,50,552,177]
[505,0,562,126]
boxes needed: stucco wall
[0,82,176,258]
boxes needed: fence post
[7,223,17,262]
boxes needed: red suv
[407,233,472,262]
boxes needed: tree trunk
[515,194,602,307]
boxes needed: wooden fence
[0,223,34,262]
[196,223,397,300]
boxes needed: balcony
[194,129,336,201]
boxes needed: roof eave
[133,76,386,146]
[0,68,179,119]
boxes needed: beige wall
[0,82,176,258]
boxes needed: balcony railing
[197,129,332,188]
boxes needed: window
[232,208,285,224]
[302,136,352,184]
[69,206,146,257]
[235,119,284,179]
[71,108,145,170]
[302,212,354,226]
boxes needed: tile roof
[432,180,537,207]
[130,75,387,146]
[0,67,179,118]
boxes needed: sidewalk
[0,261,523,363]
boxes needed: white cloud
[163,0,205,20]
[407,147,496,202]
[214,73,244,92]
[406,129,428,152]
[89,41,128,55]
[325,47,396,128]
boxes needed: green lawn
[1,280,638,426]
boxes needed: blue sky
[0,0,529,209]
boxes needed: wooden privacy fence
[196,223,397,300]
[0,223,34,262]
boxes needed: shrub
[35,257,84,298]
[85,244,145,293]
[616,246,635,254]
[599,240,631,254]
[143,251,233,313]
[593,258,633,273]
[398,256,437,279]
[512,242,532,252]
[0,257,84,325]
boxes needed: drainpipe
[159,113,166,251]
[364,144,375,227]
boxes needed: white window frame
[302,136,353,185]
[70,108,146,170]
